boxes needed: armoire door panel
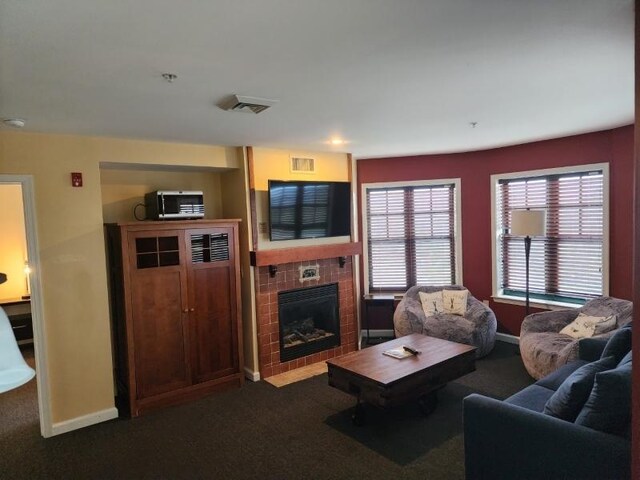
[190,266,237,382]
[131,269,191,399]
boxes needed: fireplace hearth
[278,283,340,362]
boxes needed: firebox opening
[278,283,340,362]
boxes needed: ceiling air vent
[219,95,278,114]
[290,157,315,173]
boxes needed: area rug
[264,362,328,387]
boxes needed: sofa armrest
[463,394,630,480]
[578,337,608,362]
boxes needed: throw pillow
[575,363,632,437]
[601,326,632,364]
[559,313,617,339]
[617,351,631,367]
[442,289,468,316]
[543,355,617,422]
[418,291,444,316]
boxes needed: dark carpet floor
[0,342,532,480]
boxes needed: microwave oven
[144,190,205,220]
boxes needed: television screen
[268,180,351,241]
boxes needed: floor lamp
[510,210,546,317]
[0,272,36,393]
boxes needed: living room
[0,1,637,479]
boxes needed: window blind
[498,170,604,303]
[366,183,457,292]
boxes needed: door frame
[0,175,53,437]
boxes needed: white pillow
[442,289,468,316]
[419,291,443,316]
[559,313,617,339]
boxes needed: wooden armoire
[105,220,244,417]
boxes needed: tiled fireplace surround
[255,257,357,379]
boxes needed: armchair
[393,285,497,358]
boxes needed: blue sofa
[463,326,632,480]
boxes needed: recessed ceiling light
[3,118,26,128]
[329,138,346,145]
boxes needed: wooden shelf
[250,242,362,267]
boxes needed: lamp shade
[511,210,546,237]
[0,306,35,393]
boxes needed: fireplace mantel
[249,242,362,267]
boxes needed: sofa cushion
[543,356,617,422]
[535,360,589,391]
[601,327,632,363]
[505,384,555,413]
[575,362,632,437]
[617,351,631,367]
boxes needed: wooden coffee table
[326,333,476,424]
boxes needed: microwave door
[161,194,180,216]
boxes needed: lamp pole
[524,235,532,317]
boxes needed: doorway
[0,175,52,437]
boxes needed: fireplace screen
[278,283,340,362]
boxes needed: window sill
[492,294,581,311]
[363,292,405,301]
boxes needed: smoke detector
[219,95,278,114]
[3,118,26,128]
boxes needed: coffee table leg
[351,399,366,426]
[418,390,438,416]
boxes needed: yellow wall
[251,147,351,250]
[100,169,223,223]
[219,148,258,376]
[0,185,28,301]
[0,131,239,424]
[252,147,349,190]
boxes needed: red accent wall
[357,125,634,336]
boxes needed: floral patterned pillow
[442,289,468,316]
[418,290,444,316]
[559,313,617,339]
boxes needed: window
[492,164,608,306]
[363,179,462,293]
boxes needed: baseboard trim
[244,366,260,382]
[496,332,520,345]
[50,407,118,436]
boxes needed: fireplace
[278,283,340,362]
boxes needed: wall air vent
[219,95,278,114]
[290,157,315,173]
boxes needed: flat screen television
[268,180,351,241]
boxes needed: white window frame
[490,163,610,310]
[361,178,463,296]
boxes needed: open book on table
[382,346,415,359]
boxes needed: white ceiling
[0,0,633,158]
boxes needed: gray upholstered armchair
[519,296,632,380]
[393,285,497,358]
